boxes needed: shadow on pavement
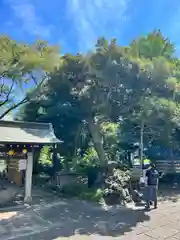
[0,198,151,239]
[158,184,180,202]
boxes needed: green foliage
[75,147,99,168]
[0,36,59,119]
[101,122,120,161]
[129,30,174,59]
[72,147,100,183]
[59,169,131,204]
[82,147,99,165]
[14,30,180,170]
[39,146,52,166]
[60,183,104,202]
[8,29,180,197]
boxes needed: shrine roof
[0,120,61,144]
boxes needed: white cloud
[66,0,129,50]
[7,0,54,38]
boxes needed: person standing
[145,163,159,209]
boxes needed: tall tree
[16,38,150,165]
[119,31,180,160]
[16,31,180,167]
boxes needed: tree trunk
[140,120,144,182]
[139,120,144,176]
[73,123,83,157]
[87,118,106,166]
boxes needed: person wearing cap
[145,163,159,209]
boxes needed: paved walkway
[1,198,180,239]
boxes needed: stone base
[24,196,32,202]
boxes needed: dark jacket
[146,168,159,186]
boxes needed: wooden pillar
[24,150,33,201]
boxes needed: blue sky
[1,0,180,54]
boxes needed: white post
[24,150,33,202]
[140,121,144,174]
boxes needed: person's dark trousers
[146,200,157,209]
[20,170,26,187]
[146,200,150,209]
[154,199,157,209]
[0,172,6,189]
[145,185,158,209]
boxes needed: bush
[72,147,100,172]
[60,183,104,202]
[104,169,131,205]
[80,188,104,202]
[72,148,102,187]
[58,169,132,205]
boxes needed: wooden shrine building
[0,120,61,201]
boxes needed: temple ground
[1,189,180,239]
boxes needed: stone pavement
[1,198,180,239]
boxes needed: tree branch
[29,72,38,85]
[0,74,47,119]
[0,80,15,107]
[0,97,28,120]
[0,70,9,96]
